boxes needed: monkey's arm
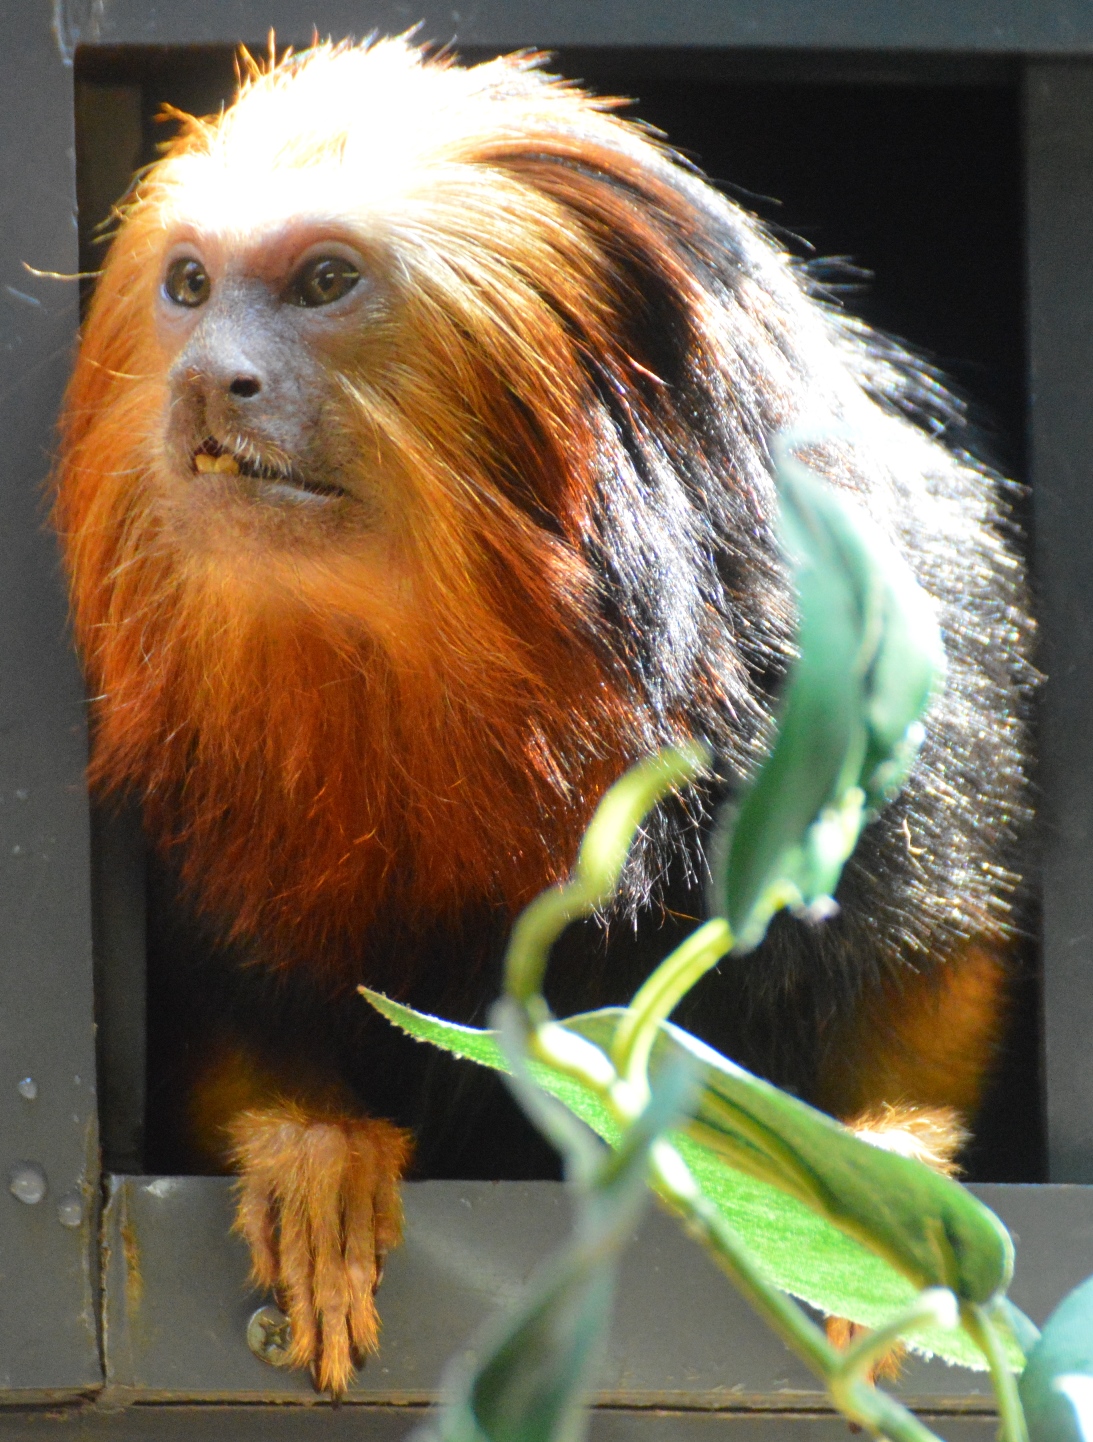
[186,1045,412,1396]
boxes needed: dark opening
[75,43,1041,1183]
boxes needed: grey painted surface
[0,1407,1006,1439]
[0,2,101,1399]
[68,0,1093,53]
[1026,61,1093,1185]
[99,1178,1093,1408]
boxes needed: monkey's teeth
[195,453,241,475]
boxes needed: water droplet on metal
[9,1163,47,1205]
[11,845,21,856]
[247,1305,292,1367]
[17,1077,37,1101]
[56,1192,83,1228]
[14,789,28,802]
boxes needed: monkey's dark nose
[230,375,262,398]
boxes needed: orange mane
[54,40,740,975]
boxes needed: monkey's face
[64,41,696,663]
[153,207,397,549]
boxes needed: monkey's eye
[288,256,360,307]
[164,257,211,308]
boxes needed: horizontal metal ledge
[97,1177,1093,1408]
[71,0,1093,53]
[0,1405,1012,1439]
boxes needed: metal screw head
[247,1305,293,1367]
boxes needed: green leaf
[362,990,621,1144]
[362,989,1019,1372]
[415,1043,692,1442]
[576,1010,1012,1307]
[1020,1275,1093,1442]
[710,445,945,951]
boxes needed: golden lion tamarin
[56,39,1031,1393]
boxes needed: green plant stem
[834,1288,957,1388]
[493,731,1015,1442]
[530,1018,618,1095]
[504,743,709,1006]
[650,1140,947,1442]
[518,995,986,1442]
[611,918,732,1092]
[962,1303,1029,1442]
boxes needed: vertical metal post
[1026,60,1093,1182]
[0,5,101,1394]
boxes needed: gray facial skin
[156,232,376,510]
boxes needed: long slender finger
[275,1137,326,1372]
[230,1109,308,1292]
[232,1167,279,1291]
[343,1143,379,1358]
[304,1127,355,1395]
[314,1305,354,1396]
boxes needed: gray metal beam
[98,1178,1093,1409]
[1026,61,1093,1183]
[69,0,1093,52]
[0,1,102,1400]
[0,1407,1004,1440]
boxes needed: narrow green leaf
[709,448,944,950]
[1020,1275,1093,1442]
[361,988,1019,1372]
[361,990,620,1141]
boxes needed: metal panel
[0,1408,1004,1440]
[1026,61,1093,1184]
[98,1178,1091,1408]
[69,0,1093,53]
[0,1,102,1400]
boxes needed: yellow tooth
[194,453,239,475]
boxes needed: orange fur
[816,943,1011,1123]
[824,1316,904,1386]
[230,1102,411,1394]
[54,42,743,974]
[184,1041,359,1171]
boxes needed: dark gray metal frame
[5,0,1093,1431]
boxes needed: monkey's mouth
[192,439,348,505]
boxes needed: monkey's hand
[229,1104,412,1396]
